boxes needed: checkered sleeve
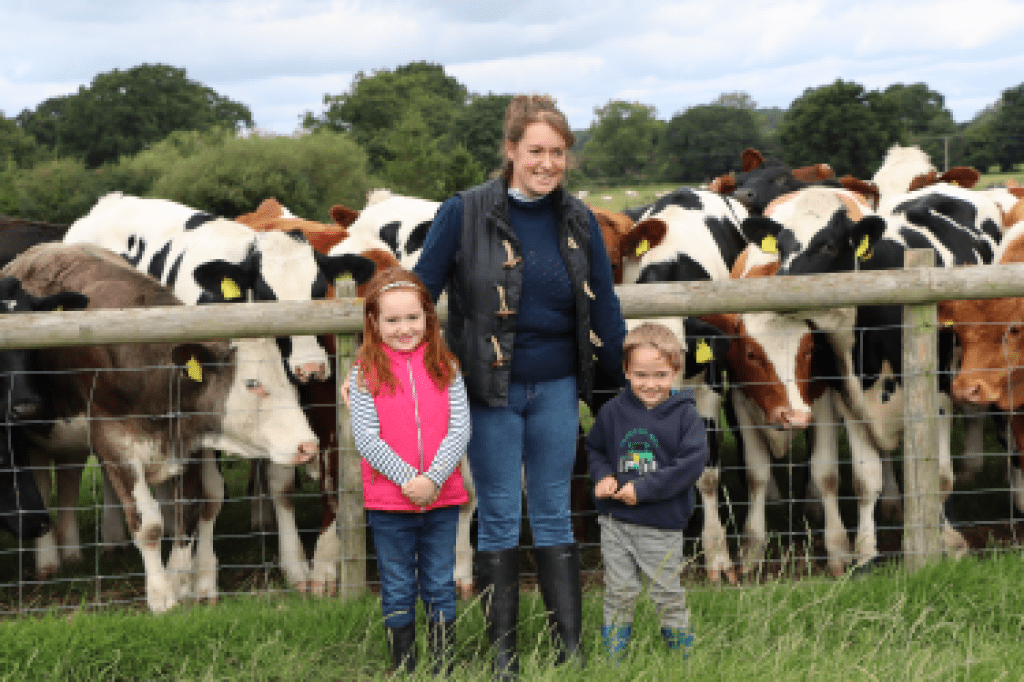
[348,365,418,488]
[422,371,471,488]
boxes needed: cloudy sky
[4,0,1024,134]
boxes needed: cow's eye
[1009,326,1021,337]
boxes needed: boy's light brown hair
[622,322,683,371]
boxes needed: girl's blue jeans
[368,505,459,628]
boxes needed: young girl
[349,268,470,676]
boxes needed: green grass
[2,551,1023,680]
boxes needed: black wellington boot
[385,621,417,676]
[534,543,584,668]
[477,547,520,680]
[428,618,457,677]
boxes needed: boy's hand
[403,475,438,507]
[594,475,618,498]
[612,482,638,506]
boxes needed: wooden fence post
[902,248,943,570]
[334,278,366,598]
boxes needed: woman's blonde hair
[500,94,575,184]
[622,322,683,372]
[355,268,458,395]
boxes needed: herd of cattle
[1,144,1024,612]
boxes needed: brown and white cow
[939,217,1024,510]
[2,243,318,611]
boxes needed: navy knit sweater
[414,190,625,388]
[586,387,709,530]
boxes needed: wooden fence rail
[2,251,1022,587]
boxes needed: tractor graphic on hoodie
[619,440,657,475]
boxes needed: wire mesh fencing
[2,257,1024,615]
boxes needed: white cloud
[2,0,1022,132]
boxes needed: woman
[414,94,626,676]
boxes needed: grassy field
[2,551,1023,680]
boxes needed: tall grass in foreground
[2,551,1023,680]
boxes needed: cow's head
[939,297,1024,410]
[591,208,634,284]
[710,148,840,216]
[740,188,887,276]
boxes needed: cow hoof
[456,580,474,600]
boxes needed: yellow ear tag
[943,320,954,327]
[695,339,713,364]
[635,239,650,257]
[185,356,203,383]
[55,306,63,312]
[221,277,241,300]
[761,235,778,254]
[335,273,353,282]
[951,180,959,187]
[855,235,872,261]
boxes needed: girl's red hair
[355,267,458,396]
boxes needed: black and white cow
[739,184,1004,562]
[63,192,375,384]
[0,276,87,540]
[605,188,754,581]
[337,189,439,268]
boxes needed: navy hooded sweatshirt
[586,387,709,530]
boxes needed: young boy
[586,322,709,665]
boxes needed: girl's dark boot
[428,618,456,676]
[386,622,417,675]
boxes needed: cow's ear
[683,317,733,360]
[32,292,89,313]
[840,175,880,210]
[849,216,887,261]
[940,167,980,189]
[741,148,764,172]
[709,174,736,194]
[192,260,254,303]
[317,252,376,285]
[739,216,783,252]
[330,204,360,228]
[171,343,222,384]
[620,218,668,259]
[908,171,939,192]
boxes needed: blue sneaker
[600,624,631,666]
[661,626,694,659]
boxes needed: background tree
[658,104,763,183]
[879,83,957,169]
[0,114,49,169]
[991,83,1024,172]
[779,79,904,178]
[379,110,483,201]
[580,100,663,181]
[149,130,373,219]
[16,64,253,168]
[950,105,998,172]
[453,93,513,176]
[303,61,467,174]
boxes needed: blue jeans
[468,375,579,552]
[368,506,459,628]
